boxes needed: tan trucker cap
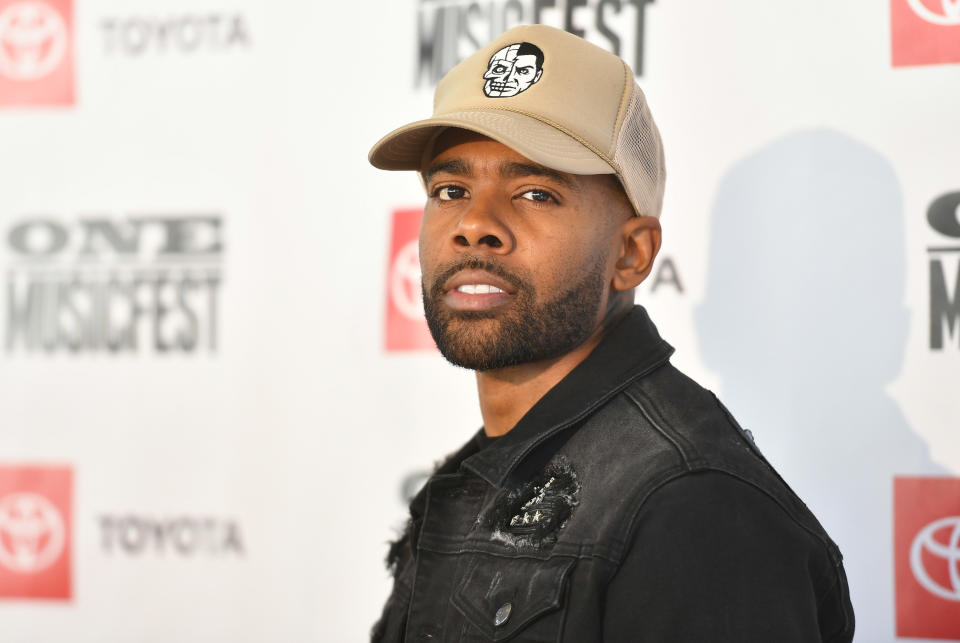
[368,24,666,219]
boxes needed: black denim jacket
[373,307,855,642]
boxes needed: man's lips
[442,270,517,312]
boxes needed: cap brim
[368,109,615,175]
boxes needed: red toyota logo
[894,476,960,638]
[892,0,960,67]
[384,208,436,351]
[0,465,72,600]
[0,492,66,573]
[0,0,74,107]
[906,0,960,24]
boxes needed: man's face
[418,129,631,371]
[483,45,542,98]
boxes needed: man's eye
[520,189,553,203]
[517,67,531,75]
[493,65,507,73]
[436,186,466,201]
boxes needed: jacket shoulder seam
[621,386,702,469]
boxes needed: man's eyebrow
[422,159,471,184]
[499,161,580,192]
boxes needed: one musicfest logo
[910,516,960,601]
[0,492,66,574]
[415,0,656,86]
[894,476,960,638]
[3,214,224,355]
[892,0,960,67]
[0,465,71,600]
[0,0,73,106]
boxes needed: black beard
[422,256,607,371]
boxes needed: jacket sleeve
[601,470,854,643]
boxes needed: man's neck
[476,299,632,437]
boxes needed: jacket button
[494,602,512,627]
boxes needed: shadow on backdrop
[695,129,942,642]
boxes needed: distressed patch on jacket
[485,455,580,548]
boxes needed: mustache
[427,257,526,299]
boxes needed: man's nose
[450,200,514,253]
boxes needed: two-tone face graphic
[482,42,544,98]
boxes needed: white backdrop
[0,0,958,641]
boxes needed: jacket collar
[461,305,674,488]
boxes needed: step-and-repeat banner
[0,0,958,641]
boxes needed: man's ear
[612,216,662,291]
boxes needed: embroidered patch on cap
[482,42,544,98]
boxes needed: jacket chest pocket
[451,554,575,642]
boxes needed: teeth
[457,284,504,295]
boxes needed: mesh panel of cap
[613,83,666,219]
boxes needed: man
[368,25,854,642]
